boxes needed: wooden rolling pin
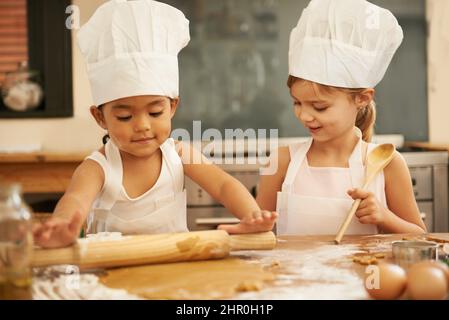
[32,230,276,269]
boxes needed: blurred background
[0,0,447,149]
[0,0,448,232]
[170,0,428,141]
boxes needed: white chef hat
[77,0,190,106]
[289,0,403,88]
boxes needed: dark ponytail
[102,134,110,145]
[97,104,110,145]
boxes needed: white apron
[276,128,384,235]
[85,138,188,235]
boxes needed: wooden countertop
[230,233,406,300]
[30,233,449,300]
[0,152,89,163]
[2,142,449,162]
[0,152,90,193]
[405,141,449,154]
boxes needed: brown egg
[407,263,448,300]
[365,263,407,300]
[409,260,449,285]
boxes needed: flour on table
[32,264,140,300]
[78,232,124,243]
[75,232,125,258]
[32,232,138,300]
[233,244,370,300]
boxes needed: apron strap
[282,138,313,193]
[85,151,118,211]
[160,138,184,193]
[348,127,366,189]
[98,139,123,211]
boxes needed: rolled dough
[100,258,275,299]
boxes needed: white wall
[0,0,447,152]
[427,0,449,144]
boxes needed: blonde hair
[287,76,376,142]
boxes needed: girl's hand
[217,210,278,234]
[33,211,82,248]
[347,188,387,226]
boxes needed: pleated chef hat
[289,0,403,88]
[77,0,190,106]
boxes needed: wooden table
[0,152,87,193]
[30,233,449,300]
[2,143,448,192]
[405,141,449,155]
[230,234,405,300]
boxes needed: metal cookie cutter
[392,240,439,269]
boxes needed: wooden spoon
[335,143,395,244]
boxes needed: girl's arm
[381,151,426,233]
[176,142,277,233]
[349,151,426,233]
[33,159,104,248]
[256,146,291,211]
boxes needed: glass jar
[0,184,33,299]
